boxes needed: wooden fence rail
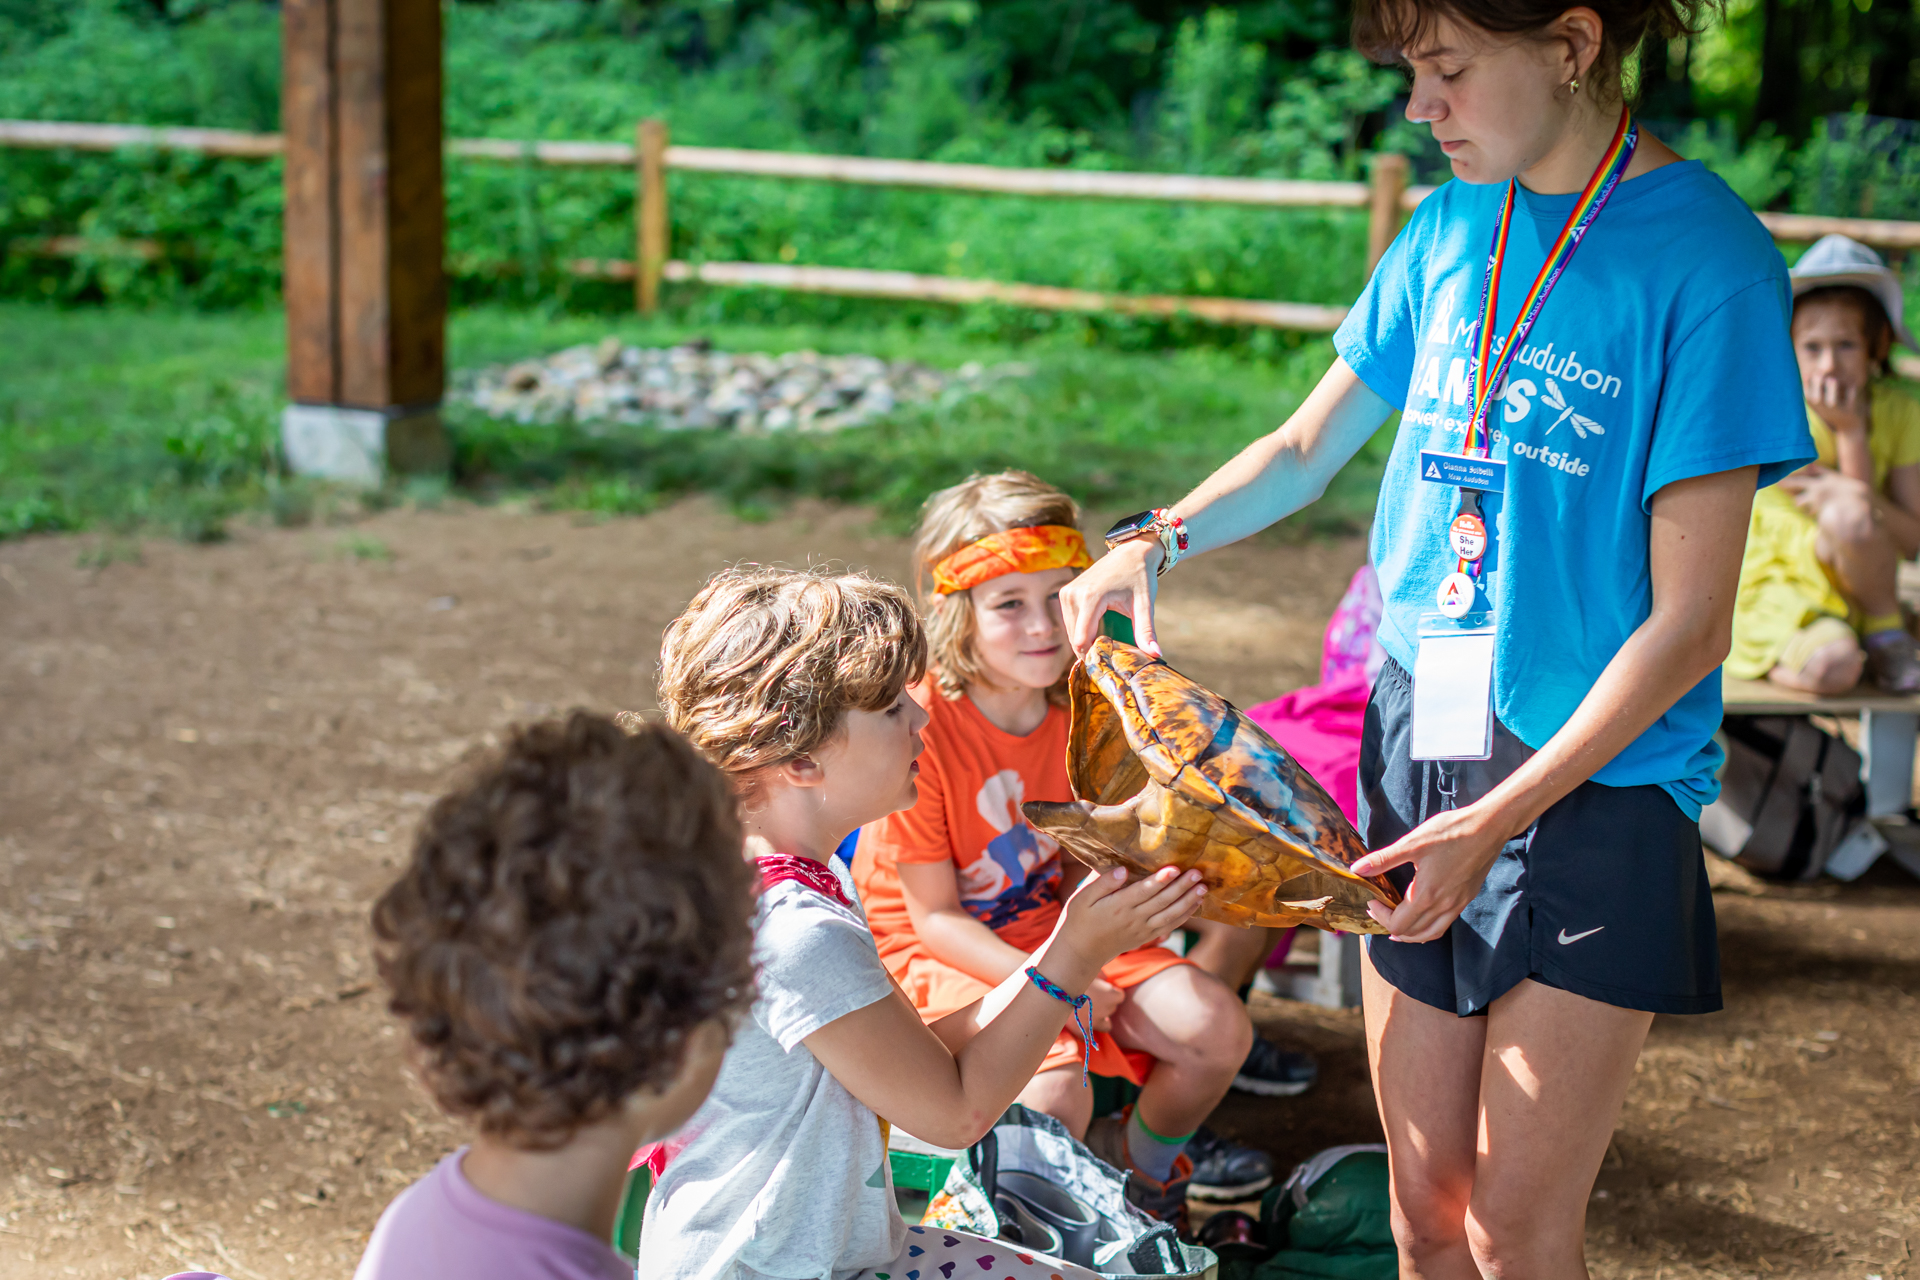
[6,115,1920,345]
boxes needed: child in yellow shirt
[1731,235,1920,693]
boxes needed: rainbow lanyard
[1449,107,1638,582]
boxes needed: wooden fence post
[637,118,669,313]
[281,0,447,484]
[1366,152,1410,273]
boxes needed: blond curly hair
[657,566,927,784]
[914,471,1082,705]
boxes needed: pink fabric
[353,1148,629,1280]
[1244,564,1384,826]
[1247,674,1370,824]
[1318,565,1386,687]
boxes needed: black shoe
[1185,1125,1274,1202]
[1231,1036,1319,1097]
[1865,630,1920,694]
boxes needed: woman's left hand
[1348,801,1514,943]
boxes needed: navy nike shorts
[1360,657,1722,1017]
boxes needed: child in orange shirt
[852,471,1257,1221]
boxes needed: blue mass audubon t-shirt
[1335,159,1814,817]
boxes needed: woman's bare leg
[1361,946,1485,1280]
[1465,979,1652,1278]
[1110,964,1251,1139]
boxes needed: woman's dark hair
[371,711,756,1149]
[1353,0,1721,100]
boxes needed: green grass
[0,301,1391,543]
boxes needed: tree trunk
[1864,0,1920,121]
[1754,0,1807,139]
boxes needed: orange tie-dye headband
[931,525,1094,595]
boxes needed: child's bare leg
[1812,483,1920,690]
[1110,965,1251,1140]
[1015,1064,1095,1139]
[1813,479,1901,618]
[1185,919,1274,989]
[1768,638,1865,696]
[1769,615,1867,695]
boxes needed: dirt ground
[1,500,1916,1280]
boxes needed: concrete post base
[282,404,450,487]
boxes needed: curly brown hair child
[354,712,756,1280]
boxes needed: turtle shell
[1022,635,1400,934]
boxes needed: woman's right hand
[1060,537,1164,656]
[1053,865,1205,974]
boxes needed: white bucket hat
[1789,233,1916,351]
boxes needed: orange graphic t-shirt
[854,680,1190,1084]
[856,680,1070,965]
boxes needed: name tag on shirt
[1419,451,1507,492]
[1411,614,1495,761]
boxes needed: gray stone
[455,339,1022,434]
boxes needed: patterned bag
[924,1104,1218,1280]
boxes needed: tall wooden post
[637,118,669,314]
[1366,152,1410,274]
[281,0,449,485]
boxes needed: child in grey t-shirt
[642,568,1208,1279]
[642,869,906,1278]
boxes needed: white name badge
[1419,451,1507,492]
[1411,612,1495,761]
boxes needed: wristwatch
[1103,508,1188,576]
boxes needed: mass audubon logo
[1501,376,1606,438]
[1499,373,1607,477]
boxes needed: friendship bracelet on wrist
[1151,509,1188,577]
[1024,965,1096,1088]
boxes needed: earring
[1568,77,1580,95]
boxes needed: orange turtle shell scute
[1022,636,1401,934]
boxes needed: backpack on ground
[1243,1145,1395,1280]
[923,1103,1218,1279]
[1699,716,1864,881]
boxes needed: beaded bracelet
[1150,508,1189,577]
[1024,965,1096,1087]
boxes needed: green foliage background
[4,0,1916,321]
[0,302,1392,541]
[0,0,1916,545]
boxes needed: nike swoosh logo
[1558,926,1604,945]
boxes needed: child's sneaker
[1865,629,1920,694]
[1084,1109,1193,1231]
[1125,1152,1194,1231]
[1184,1125,1274,1201]
[1231,1036,1319,1097]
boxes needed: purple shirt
[353,1148,630,1280]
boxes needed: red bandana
[754,853,854,910]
